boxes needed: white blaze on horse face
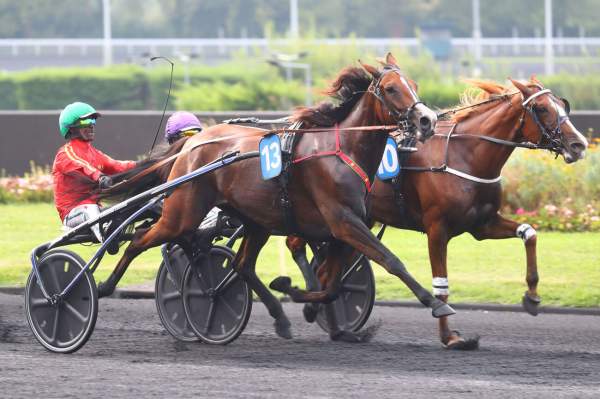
[400,76,419,103]
[516,224,536,243]
[549,97,589,158]
[432,277,449,296]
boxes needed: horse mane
[448,79,520,123]
[291,66,372,127]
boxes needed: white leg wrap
[432,277,449,296]
[516,223,536,243]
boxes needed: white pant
[63,204,103,242]
[199,207,221,230]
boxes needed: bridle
[367,66,426,134]
[517,87,571,155]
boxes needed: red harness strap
[292,125,373,192]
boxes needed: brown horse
[289,77,589,348]
[95,53,450,342]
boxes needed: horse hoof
[269,276,292,293]
[329,330,374,344]
[431,302,456,318]
[330,330,363,343]
[302,304,318,323]
[522,292,541,316]
[443,335,480,351]
[97,282,115,298]
[274,316,293,339]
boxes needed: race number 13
[259,134,283,180]
[376,137,400,180]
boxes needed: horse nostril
[419,116,431,130]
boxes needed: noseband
[367,66,424,133]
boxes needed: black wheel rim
[182,246,252,344]
[26,250,97,353]
[316,257,375,333]
[155,246,198,342]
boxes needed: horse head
[510,77,588,163]
[361,52,437,142]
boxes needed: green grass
[1,203,599,307]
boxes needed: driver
[163,111,238,238]
[52,102,137,241]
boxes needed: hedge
[13,65,149,110]
[0,74,18,109]
[1,60,600,111]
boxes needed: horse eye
[384,86,396,93]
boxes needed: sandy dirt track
[1,293,599,398]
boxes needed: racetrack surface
[1,292,599,398]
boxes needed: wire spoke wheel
[316,257,375,333]
[25,249,97,353]
[155,245,199,342]
[182,246,252,345]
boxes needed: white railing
[1,36,599,51]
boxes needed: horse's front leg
[425,221,479,350]
[471,214,540,315]
[323,207,455,318]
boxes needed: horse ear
[530,74,544,87]
[375,57,387,67]
[385,52,398,66]
[509,78,533,97]
[359,60,381,79]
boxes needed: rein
[403,87,569,184]
[109,124,401,190]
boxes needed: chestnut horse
[289,77,588,348]
[96,54,450,342]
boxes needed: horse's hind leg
[286,236,321,322]
[97,221,178,297]
[235,225,292,339]
[472,214,540,315]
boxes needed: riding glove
[98,174,113,189]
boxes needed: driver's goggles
[72,118,96,128]
[181,128,200,137]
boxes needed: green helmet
[59,102,101,138]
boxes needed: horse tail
[96,137,190,203]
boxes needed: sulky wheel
[316,256,376,333]
[155,245,198,342]
[25,249,98,354]
[182,245,252,345]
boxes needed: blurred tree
[0,0,101,38]
[1,0,599,39]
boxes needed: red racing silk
[52,138,136,221]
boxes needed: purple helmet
[165,111,203,142]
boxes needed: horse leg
[426,222,479,350]
[97,221,178,297]
[271,209,454,317]
[235,226,292,339]
[327,209,454,318]
[286,236,319,291]
[472,214,540,315]
[286,236,321,323]
[276,239,373,342]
